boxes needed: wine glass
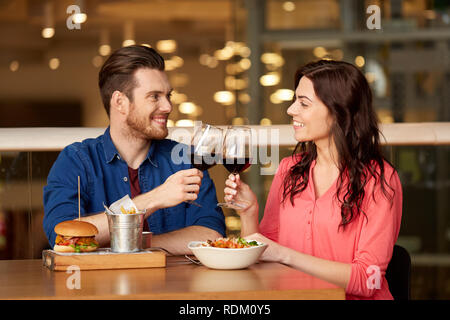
[188,123,223,207]
[217,126,253,209]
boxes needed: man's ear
[110,90,129,115]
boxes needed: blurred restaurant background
[0,0,449,299]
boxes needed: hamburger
[54,220,99,253]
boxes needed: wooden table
[0,256,345,300]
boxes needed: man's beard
[125,106,168,141]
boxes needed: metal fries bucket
[106,212,144,253]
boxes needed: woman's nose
[287,102,296,116]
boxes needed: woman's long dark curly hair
[282,60,394,229]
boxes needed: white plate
[187,240,267,270]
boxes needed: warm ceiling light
[226,63,238,75]
[228,41,249,57]
[270,93,283,104]
[261,53,284,68]
[225,76,236,90]
[238,93,251,104]
[239,46,251,58]
[282,1,296,12]
[171,56,184,68]
[73,13,87,24]
[260,72,280,86]
[239,58,251,70]
[274,89,294,101]
[260,118,272,126]
[165,60,177,71]
[98,44,111,56]
[199,54,218,68]
[42,27,55,39]
[175,119,194,127]
[42,1,54,39]
[191,106,203,117]
[166,119,174,127]
[99,28,111,56]
[122,21,135,48]
[225,77,247,90]
[170,73,189,87]
[171,91,187,104]
[179,102,197,114]
[261,53,277,64]
[214,47,234,61]
[331,49,343,60]
[157,40,177,53]
[313,46,328,58]
[225,40,236,47]
[207,57,218,68]
[355,56,365,67]
[199,54,210,66]
[230,41,244,55]
[141,43,151,48]
[92,56,103,68]
[232,117,246,125]
[214,91,235,105]
[9,60,19,72]
[122,39,136,47]
[274,57,285,67]
[49,58,60,70]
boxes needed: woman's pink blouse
[259,156,403,300]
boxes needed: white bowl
[187,240,268,270]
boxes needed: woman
[224,60,402,300]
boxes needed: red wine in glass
[191,152,218,171]
[217,126,253,209]
[188,123,224,207]
[222,157,251,174]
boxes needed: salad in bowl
[188,237,267,270]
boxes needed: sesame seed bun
[54,220,99,237]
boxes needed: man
[43,45,226,254]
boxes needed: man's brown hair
[98,45,165,116]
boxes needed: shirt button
[123,177,128,182]
[308,221,311,224]
[117,155,121,160]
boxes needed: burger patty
[55,235,99,247]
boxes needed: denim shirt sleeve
[42,144,90,247]
[185,169,226,237]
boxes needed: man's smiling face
[126,68,173,140]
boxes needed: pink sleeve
[259,157,291,242]
[345,167,403,297]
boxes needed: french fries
[120,206,137,214]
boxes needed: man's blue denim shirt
[43,127,226,247]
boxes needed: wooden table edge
[2,288,345,300]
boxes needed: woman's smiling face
[287,76,334,145]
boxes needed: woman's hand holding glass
[223,173,258,214]
[217,126,253,209]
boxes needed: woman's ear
[110,90,129,115]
